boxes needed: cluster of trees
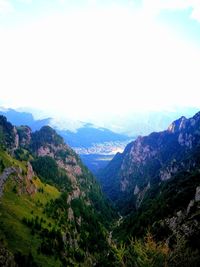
[22,214,65,260]
[14,148,29,161]
[0,158,5,172]
[55,149,70,162]
[112,232,200,267]
[117,170,200,240]
[31,156,72,191]
[22,216,46,232]
[112,169,200,267]
[0,116,15,149]
[30,126,63,151]
[14,251,38,267]
[43,192,112,265]
[111,232,169,267]
[78,161,117,226]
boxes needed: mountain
[97,111,200,266]
[1,112,200,266]
[98,112,200,211]
[0,108,131,173]
[0,108,130,147]
[57,124,130,148]
[0,108,51,131]
[0,115,117,266]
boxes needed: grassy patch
[0,175,61,267]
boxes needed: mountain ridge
[98,111,200,213]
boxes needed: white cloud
[142,0,200,23]
[17,0,32,3]
[190,0,200,22]
[0,0,14,14]
[87,0,97,5]
[0,0,32,15]
[0,4,200,120]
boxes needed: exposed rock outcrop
[0,244,17,267]
[17,126,31,147]
[164,186,200,242]
[99,111,200,211]
[0,167,17,197]
[13,127,19,150]
[68,207,74,221]
[26,162,35,180]
[195,186,200,202]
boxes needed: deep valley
[0,111,200,266]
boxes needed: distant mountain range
[1,106,199,137]
[1,107,199,175]
[0,108,130,147]
[0,107,51,131]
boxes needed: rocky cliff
[99,111,200,213]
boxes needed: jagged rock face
[67,187,81,204]
[0,167,17,197]
[37,145,54,157]
[68,207,74,221]
[167,116,187,133]
[163,185,200,244]
[30,126,64,152]
[29,126,93,209]
[0,244,17,267]
[0,165,37,197]
[30,126,83,185]
[17,126,31,147]
[195,186,200,202]
[99,111,200,210]
[26,162,35,180]
[13,127,19,149]
[35,143,83,191]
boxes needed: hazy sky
[0,0,200,121]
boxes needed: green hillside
[0,116,117,266]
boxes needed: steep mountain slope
[99,112,200,212]
[98,112,200,266]
[0,116,116,266]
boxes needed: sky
[0,0,200,122]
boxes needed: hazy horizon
[0,104,199,137]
